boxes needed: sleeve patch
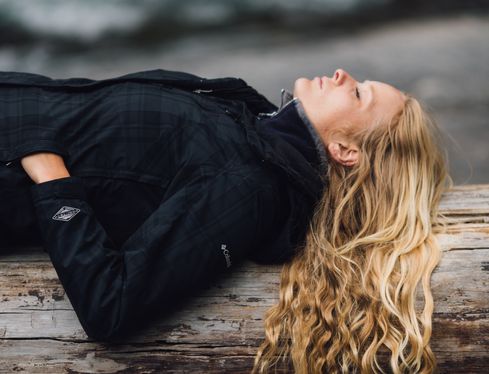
[52,206,81,222]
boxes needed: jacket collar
[257,96,328,176]
[235,105,328,201]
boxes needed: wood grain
[1,185,488,373]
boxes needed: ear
[327,141,359,167]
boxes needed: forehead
[369,80,405,119]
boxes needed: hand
[20,152,71,184]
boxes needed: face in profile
[293,68,406,166]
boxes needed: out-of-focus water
[0,0,391,43]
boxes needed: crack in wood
[444,247,489,251]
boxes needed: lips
[315,76,322,89]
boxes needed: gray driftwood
[1,184,488,373]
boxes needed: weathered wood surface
[1,184,488,373]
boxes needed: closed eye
[355,87,361,100]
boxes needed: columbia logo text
[221,244,232,268]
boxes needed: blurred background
[0,0,488,184]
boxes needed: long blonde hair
[252,95,451,373]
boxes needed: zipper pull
[280,88,293,109]
[193,89,214,94]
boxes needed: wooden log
[1,185,488,373]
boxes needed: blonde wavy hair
[252,95,451,373]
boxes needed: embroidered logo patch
[52,206,80,222]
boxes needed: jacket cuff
[30,176,87,203]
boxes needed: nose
[333,68,355,86]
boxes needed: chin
[293,77,310,98]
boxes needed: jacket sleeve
[30,172,274,341]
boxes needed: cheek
[328,92,350,110]
[293,78,310,98]
[316,94,358,130]
[326,94,357,120]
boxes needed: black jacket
[0,69,327,340]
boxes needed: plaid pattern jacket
[0,69,327,340]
